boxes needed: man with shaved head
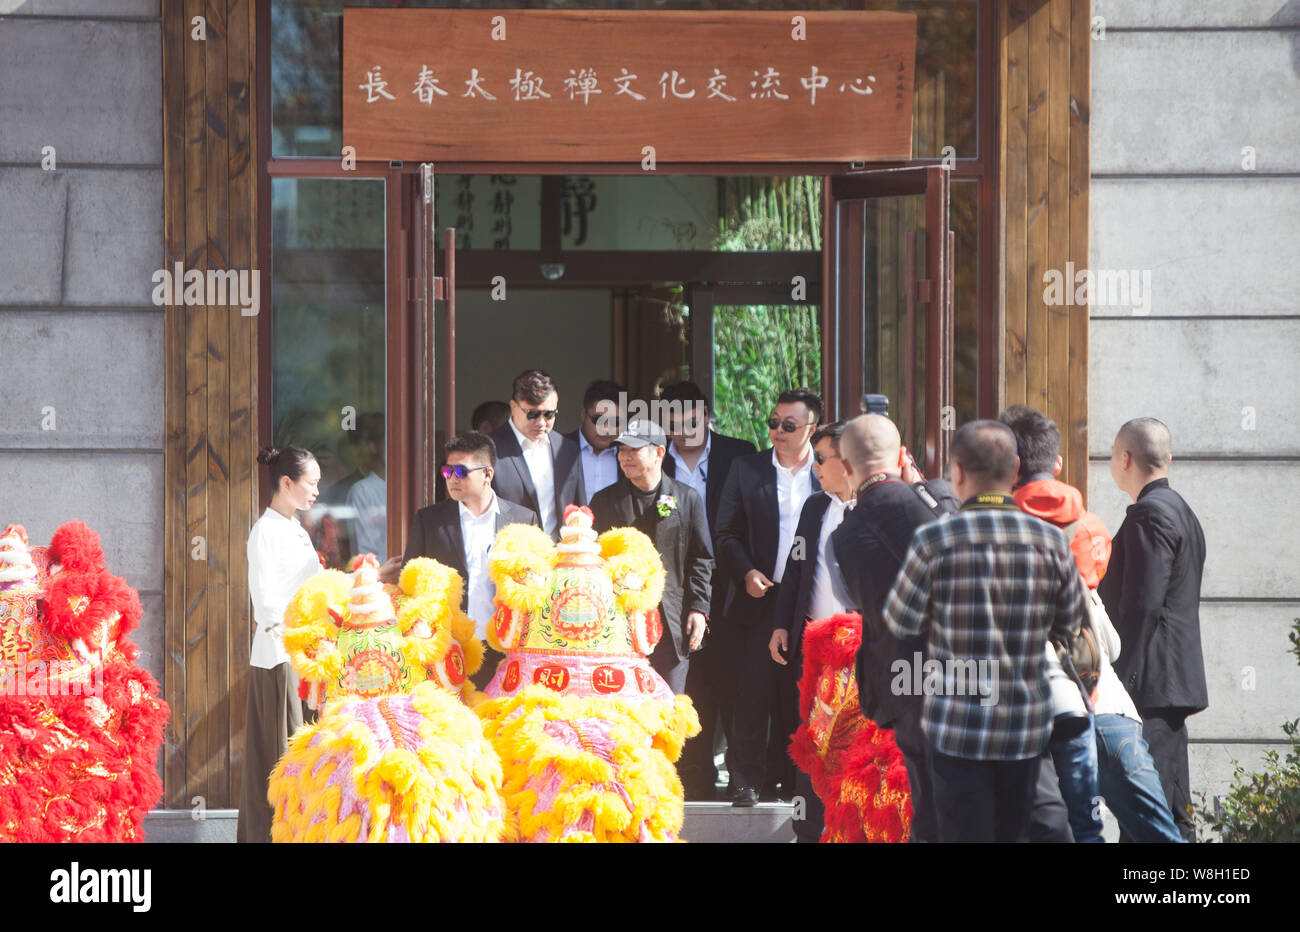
[1099,418,1206,842]
[881,420,1089,842]
[829,413,952,842]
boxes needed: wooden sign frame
[342,9,916,164]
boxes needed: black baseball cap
[613,419,668,449]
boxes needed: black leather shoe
[730,786,758,808]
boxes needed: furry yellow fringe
[284,571,350,682]
[487,524,556,614]
[477,687,700,843]
[398,559,463,622]
[598,528,666,614]
[269,682,505,842]
[284,556,490,698]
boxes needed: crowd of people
[239,366,1208,844]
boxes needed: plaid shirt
[882,492,1087,760]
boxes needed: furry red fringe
[789,612,912,843]
[0,520,167,842]
[46,520,105,574]
[0,662,168,842]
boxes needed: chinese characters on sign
[367,64,879,107]
[343,10,916,163]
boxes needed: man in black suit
[564,379,626,504]
[589,419,712,694]
[767,420,854,840]
[659,381,757,798]
[714,388,823,807]
[1099,417,1207,842]
[489,369,584,540]
[394,432,540,689]
[829,413,946,842]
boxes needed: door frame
[256,0,1002,527]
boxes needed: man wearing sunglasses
[564,379,627,504]
[398,431,540,689]
[489,369,585,540]
[714,387,823,807]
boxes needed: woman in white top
[236,445,322,844]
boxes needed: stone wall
[0,1,164,685]
[1089,0,1300,815]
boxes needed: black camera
[860,393,889,416]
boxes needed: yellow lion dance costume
[475,505,699,842]
[268,555,505,842]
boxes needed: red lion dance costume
[789,612,911,843]
[0,522,169,842]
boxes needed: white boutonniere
[655,494,678,518]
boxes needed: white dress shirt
[247,508,323,669]
[459,492,501,640]
[509,420,556,535]
[668,433,711,537]
[578,431,620,503]
[771,447,814,583]
[346,471,387,560]
[807,495,851,621]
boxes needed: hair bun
[257,446,281,466]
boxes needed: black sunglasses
[814,451,840,466]
[524,408,558,421]
[767,416,816,433]
[441,464,490,479]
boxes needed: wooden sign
[342,10,916,164]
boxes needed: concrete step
[144,809,237,844]
[682,801,796,843]
[143,802,796,843]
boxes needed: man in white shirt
[714,388,822,806]
[344,411,387,561]
[767,421,853,839]
[770,421,854,666]
[489,369,584,539]
[566,379,625,503]
[395,432,540,689]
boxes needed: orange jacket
[1013,478,1112,589]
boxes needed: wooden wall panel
[162,0,259,810]
[999,0,1090,496]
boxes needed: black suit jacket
[489,424,584,539]
[562,429,626,505]
[590,474,713,661]
[664,430,757,624]
[403,496,541,609]
[830,476,939,730]
[713,449,821,629]
[1098,478,1208,714]
[663,430,758,534]
[771,491,835,660]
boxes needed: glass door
[413,164,458,514]
[269,175,389,569]
[824,166,954,476]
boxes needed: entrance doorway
[264,168,951,569]
[432,174,824,462]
